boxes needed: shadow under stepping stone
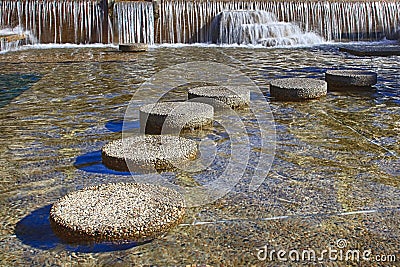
[105,119,140,133]
[325,69,377,90]
[102,135,198,172]
[188,86,250,109]
[50,183,185,243]
[140,102,214,134]
[270,78,327,101]
[15,205,141,252]
[74,150,131,175]
[119,43,148,52]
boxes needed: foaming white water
[151,42,326,49]
[158,0,400,43]
[113,1,154,45]
[1,0,399,46]
[0,0,106,44]
[212,10,324,46]
[0,26,37,52]
[0,42,116,54]
[20,43,116,50]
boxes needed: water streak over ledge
[157,0,400,43]
[0,0,399,46]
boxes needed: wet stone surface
[139,102,214,134]
[325,69,378,89]
[270,77,327,101]
[50,183,186,242]
[0,45,399,265]
[102,135,198,172]
[188,86,250,109]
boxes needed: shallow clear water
[0,44,399,265]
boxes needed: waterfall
[113,1,154,45]
[0,26,37,52]
[212,10,324,46]
[0,0,400,46]
[157,0,400,43]
[0,0,106,44]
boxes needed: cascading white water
[158,0,400,44]
[0,0,106,44]
[214,10,324,46]
[0,26,37,52]
[113,1,154,45]
[0,0,399,46]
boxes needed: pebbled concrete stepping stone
[188,86,250,109]
[140,102,213,134]
[339,46,400,57]
[102,135,198,172]
[50,182,185,242]
[325,69,377,89]
[270,78,327,101]
[119,43,148,52]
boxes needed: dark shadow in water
[328,86,377,97]
[105,119,140,133]
[0,73,41,108]
[280,66,327,79]
[74,119,140,175]
[74,150,132,175]
[15,205,146,253]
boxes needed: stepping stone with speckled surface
[50,183,185,242]
[325,69,377,89]
[270,78,327,101]
[119,43,148,52]
[140,102,214,135]
[188,86,250,109]
[102,135,198,172]
[339,46,400,57]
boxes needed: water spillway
[211,10,325,46]
[0,0,108,44]
[0,0,399,47]
[158,0,400,44]
[113,1,154,45]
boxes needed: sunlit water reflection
[0,44,399,265]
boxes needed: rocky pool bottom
[0,44,399,265]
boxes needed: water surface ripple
[0,45,398,265]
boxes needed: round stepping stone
[270,78,327,101]
[188,86,250,109]
[140,102,214,134]
[102,135,198,172]
[325,69,377,89]
[119,43,148,52]
[50,183,185,242]
[0,33,26,42]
